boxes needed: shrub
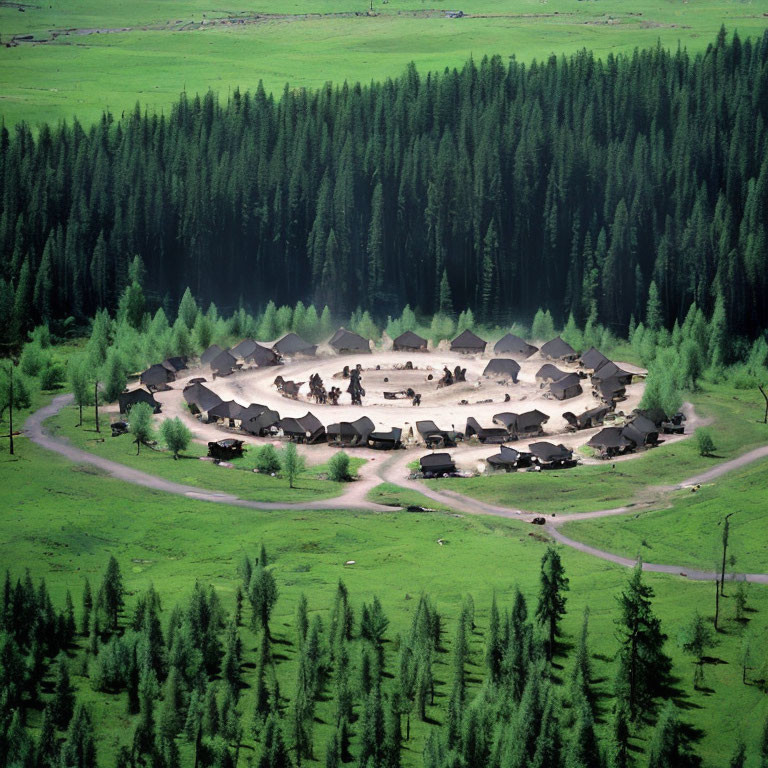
[20,342,47,377]
[696,428,716,457]
[255,444,281,474]
[39,358,65,390]
[160,417,192,459]
[327,451,352,482]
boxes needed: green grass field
[560,458,768,574]
[2,431,768,766]
[2,0,767,127]
[425,381,768,515]
[44,403,365,503]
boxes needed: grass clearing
[560,458,768,574]
[2,0,767,127]
[1,434,768,765]
[425,382,768,515]
[44,403,366,503]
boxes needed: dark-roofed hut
[208,400,246,425]
[278,412,326,444]
[210,349,238,376]
[416,420,462,448]
[163,356,188,373]
[393,331,428,352]
[230,338,260,360]
[492,412,519,434]
[550,373,583,401]
[579,347,609,372]
[535,364,568,384]
[540,337,578,362]
[450,329,487,354]
[493,334,538,358]
[183,382,222,415]
[419,453,456,476]
[244,343,281,368]
[465,417,508,444]
[329,329,371,354]
[327,416,375,447]
[622,414,659,448]
[273,333,317,357]
[516,410,550,437]
[563,405,610,431]
[529,441,574,467]
[207,439,245,461]
[242,407,281,436]
[141,363,175,391]
[587,427,633,458]
[118,388,161,415]
[591,362,633,386]
[483,358,520,383]
[367,427,403,450]
[200,344,223,366]
[487,445,533,471]
[596,378,626,404]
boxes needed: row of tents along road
[419,439,576,478]
[181,381,404,450]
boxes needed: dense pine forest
[1,28,767,347]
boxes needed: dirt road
[24,394,768,583]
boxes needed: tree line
[1,29,768,352]
[2,547,766,768]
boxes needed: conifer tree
[60,704,97,768]
[536,547,569,661]
[51,653,76,729]
[96,556,124,632]
[249,563,279,637]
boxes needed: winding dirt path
[24,394,768,583]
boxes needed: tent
[622,414,659,448]
[208,400,247,423]
[483,358,520,383]
[540,337,578,362]
[200,344,224,366]
[579,347,609,372]
[393,331,428,352]
[595,377,626,404]
[493,333,538,358]
[529,441,573,467]
[591,361,633,386]
[419,453,456,476]
[242,407,281,436]
[487,445,533,471]
[118,388,161,415]
[535,364,568,383]
[550,373,583,401]
[587,427,633,458]
[208,439,245,461]
[273,333,317,357]
[329,328,371,354]
[230,338,260,360]
[163,356,188,373]
[278,412,326,443]
[367,427,403,450]
[450,329,487,354]
[244,343,281,368]
[210,349,238,376]
[563,405,610,431]
[416,420,463,448]
[516,410,550,437]
[465,417,508,444]
[141,363,175,390]
[492,412,519,434]
[183,383,222,414]
[327,416,375,446]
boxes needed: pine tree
[60,704,97,768]
[614,561,671,718]
[159,666,185,739]
[645,280,663,330]
[607,702,630,768]
[536,547,569,661]
[249,563,279,637]
[51,653,76,729]
[647,703,689,768]
[37,704,60,767]
[178,287,199,330]
[96,555,124,632]
[438,269,453,316]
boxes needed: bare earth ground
[24,348,768,583]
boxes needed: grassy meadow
[44,403,366,504]
[2,0,768,127]
[425,380,768,515]
[2,432,768,766]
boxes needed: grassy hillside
[2,435,768,766]
[2,0,767,126]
